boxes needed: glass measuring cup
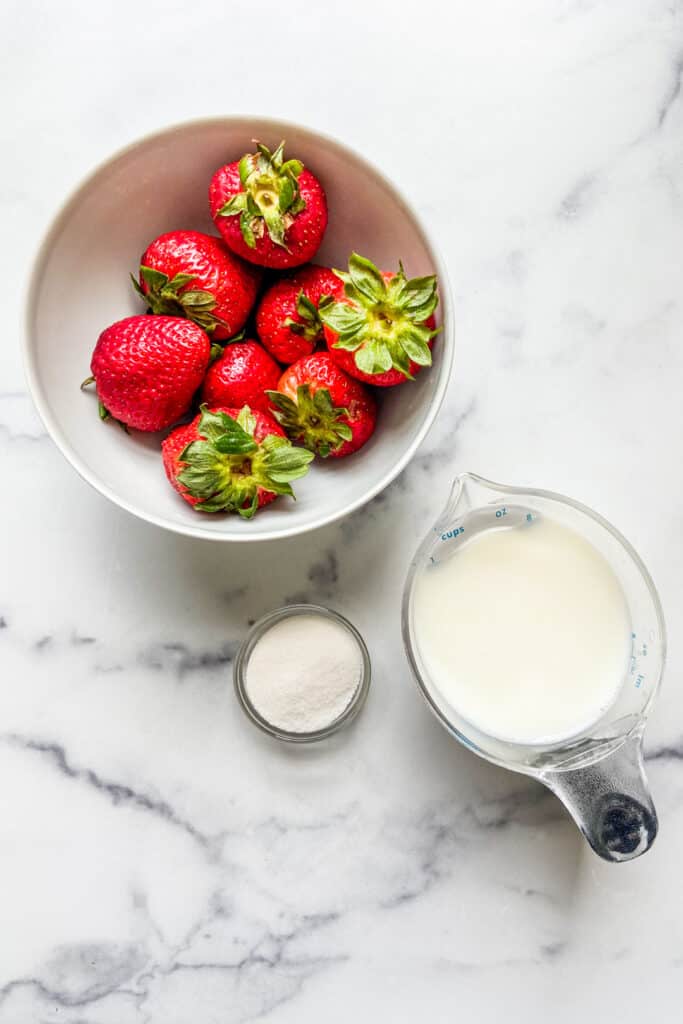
[402,473,666,862]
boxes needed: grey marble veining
[1,1,683,1021]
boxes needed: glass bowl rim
[234,603,372,743]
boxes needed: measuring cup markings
[440,526,465,541]
[628,629,652,691]
[437,504,538,556]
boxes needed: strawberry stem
[217,141,306,250]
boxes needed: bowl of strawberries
[25,118,454,541]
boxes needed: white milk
[412,515,631,745]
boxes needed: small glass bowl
[234,604,371,743]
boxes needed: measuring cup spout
[442,473,508,521]
[543,730,657,862]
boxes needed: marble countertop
[2,2,682,1021]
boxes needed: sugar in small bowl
[234,605,371,742]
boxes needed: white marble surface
[2,1,682,1020]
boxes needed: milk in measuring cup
[412,515,631,745]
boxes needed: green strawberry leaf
[312,388,334,416]
[298,293,319,321]
[261,198,287,248]
[399,276,438,320]
[236,406,257,435]
[398,324,433,366]
[355,339,393,376]
[337,323,369,348]
[262,442,315,483]
[318,300,366,337]
[346,252,387,305]
[214,432,258,456]
[193,406,235,445]
[282,158,304,178]
[130,273,149,304]
[164,271,196,291]
[219,193,248,217]
[240,213,256,248]
[139,266,169,292]
[266,391,298,416]
[258,140,282,166]
[238,154,253,186]
[238,493,260,519]
[278,174,295,212]
[390,345,414,380]
[284,291,323,340]
[180,290,217,309]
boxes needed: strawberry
[319,253,439,387]
[255,264,342,364]
[84,315,210,432]
[201,339,280,414]
[209,141,327,269]
[132,230,261,340]
[162,405,314,517]
[268,352,376,458]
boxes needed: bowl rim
[22,115,455,543]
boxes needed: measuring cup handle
[543,731,657,862]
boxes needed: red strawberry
[201,340,280,414]
[319,253,439,387]
[133,230,261,340]
[85,315,210,431]
[255,265,342,364]
[162,405,314,517]
[268,353,376,458]
[209,141,327,269]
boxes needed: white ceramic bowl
[24,118,454,541]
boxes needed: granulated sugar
[244,613,363,734]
